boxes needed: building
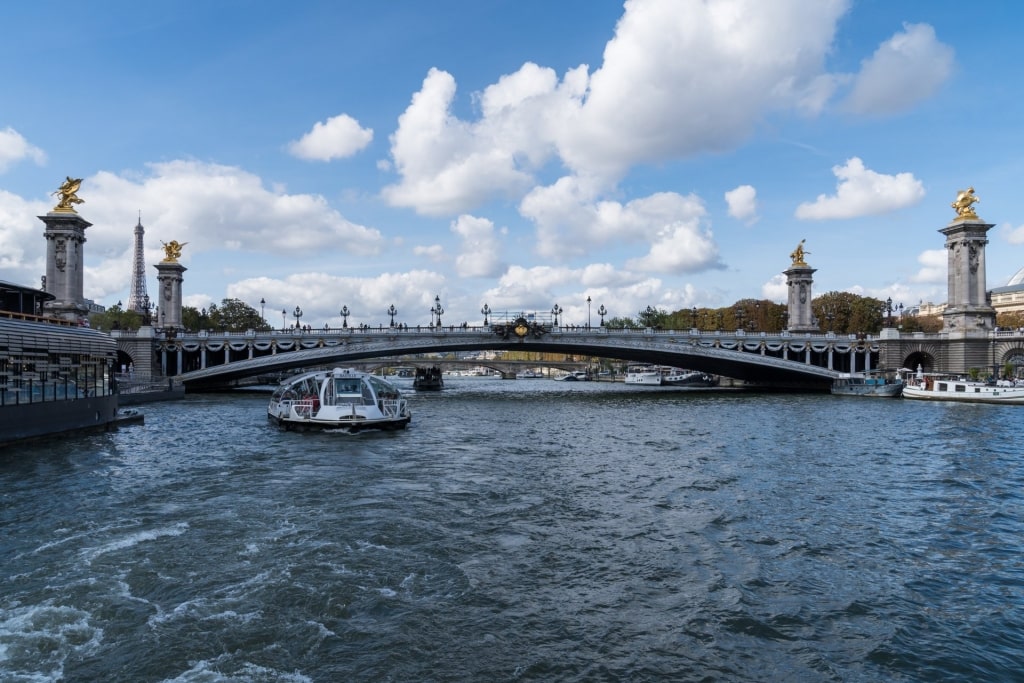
[989,267,1024,315]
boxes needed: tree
[604,316,640,329]
[637,306,669,329]
[811,291,885,334]
[197,299,269,332]
[181,306,202,331]
[89,302,142,332]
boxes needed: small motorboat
[268,367,411,431]
[554,370,589,381]
[413,366,444,390]
[661,368,719,387]
[830,372,904,398]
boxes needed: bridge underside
[177,337,839,392]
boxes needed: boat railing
[291,399,317,418]
[379,398,405,416]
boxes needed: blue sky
[2,0,1023,328]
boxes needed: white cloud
[451,214,505,278]
[0,161,386,301]
[227,270,445,329]
[725,185,758,224]
[413,244,445,261]
[761,274,788,303]
[382,0,851,216]
[0,189,48,275]
[559,0,848,179]
[520,177,720,272]
[795,157,925,220]
[381,67,538,216]
[625,218,722,274]
[842,23,955,116]
[482,262,694,324]
[909,249,946,283]
[0,127,47,172]
[1001,222,1024,245]
[288,114,373,161]
[86,161,384,256]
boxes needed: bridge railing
[152,325,887,342]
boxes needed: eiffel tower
[126,215,150,321]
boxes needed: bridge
[110,320,1024,393]
[111,322,897,392]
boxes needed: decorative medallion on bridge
[493,316,548,340]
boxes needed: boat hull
[1,394,121,446]
[268,412,411,432]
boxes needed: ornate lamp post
[782,310,789,332]
[598,304,607,327]
[826,311,834,333]
[432,295,444,327]
[754,301,760,331]
[340,305,349,328]
[388,304,397,327]
[586,296,592,328]
[260,297,265,323]
[281,309,286,330]
[551,303,562,326]
[691,306,697,329]
[481,303,491,326]
[884,297,893,326]
[293,305,303,329]
[735,306,744,331]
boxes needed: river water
[2,378,1022,682]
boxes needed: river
[2,378,1022,682]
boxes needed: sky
[2,0,1024,329]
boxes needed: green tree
[637,306,669,329]
[604,316,640,329]
[185,299,268,332]
[181,305,202,331]
[89,302,142,332]
[213,298,268,331]
[812,291,885,334]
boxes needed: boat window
[334,379,361,394]
[955,384,966,392]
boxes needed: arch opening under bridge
[166,328,869,392]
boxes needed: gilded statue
[52,176,85,213]
[951,187,980,219]
[790,239,809,266]
[160,240,188,262]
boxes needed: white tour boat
[624,365,662,385]
[901,371,1024,404]
[268,367,412,431]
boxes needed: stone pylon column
[784,240,818,332]
[154,240,189,330]
[155,261,187,330]
[941,190,995,337]
[39,210,91,323]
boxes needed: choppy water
[2,378,1023,682]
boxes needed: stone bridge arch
[996,343,1024,378]
[896,341,942,373]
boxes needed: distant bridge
[115,324,900,392]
